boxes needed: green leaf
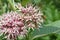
[21,0,30,6]
[17,35,24,40]
[31,26,60,40]
[45,20,60,34]
[15,0,21,2]
[33,0,41,4]
[31,20,60,40]
[45,20,60,27]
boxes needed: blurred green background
[0,0,60,40]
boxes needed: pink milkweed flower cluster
[16,3,43,29]
[0,12,27,40]
[0,4,43,40]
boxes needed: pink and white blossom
[0,12,27,40]
[16,3,43,29]
[0,4,43,40]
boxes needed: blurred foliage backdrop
[0,0,60,40]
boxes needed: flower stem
[7,0,16,11]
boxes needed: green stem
[7,0,16,11]
[25,30,33,40]
[0,0,2,7]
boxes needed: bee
[41,15,46,19]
